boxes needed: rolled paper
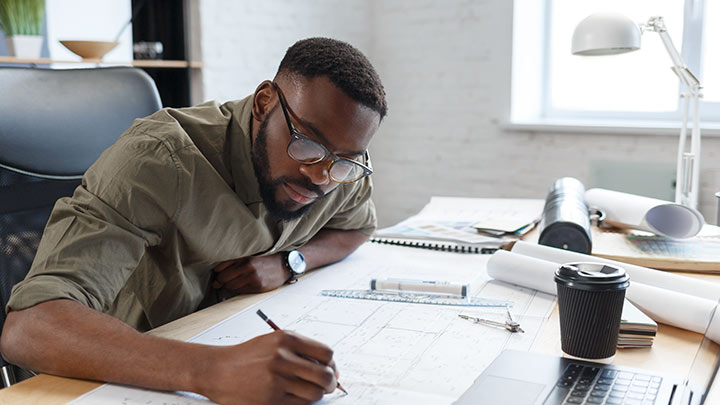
[510,241,720,302]
[486,247,720,343]
[585,188,704,239]
[626,282,719,338]
[486,250,557,295]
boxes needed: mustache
[272,176,325,198]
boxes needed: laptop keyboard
[544,363,663,404]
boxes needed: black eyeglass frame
[272,82,373,184]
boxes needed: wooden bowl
[59,40,119,60]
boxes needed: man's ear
[252,80,276,122]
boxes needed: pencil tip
[337,382,348,395]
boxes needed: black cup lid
[554,262,630,291]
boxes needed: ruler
[320,289,512,308]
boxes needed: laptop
[455,315,719,404]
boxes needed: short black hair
[277,37,387,119]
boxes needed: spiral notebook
[370,197,544,254]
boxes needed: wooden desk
[1,246,718,404]
[2,276,718,404]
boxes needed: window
[511,0,720,129]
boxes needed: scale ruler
[320,289,512,307]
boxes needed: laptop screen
[679,295,720,405]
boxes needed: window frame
[509,0,720,132]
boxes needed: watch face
[287,250,306,274]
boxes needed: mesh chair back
[0,67,161,383]
[0,170,77,383]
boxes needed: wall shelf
[0,56,202,69]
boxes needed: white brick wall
[196,0,720,226]
[198,0,371,103]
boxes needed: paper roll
[486,250,558,295]
[486,248,720,343]
[626,283,719,337]
[585,188,704,239]
[510,241,720,302]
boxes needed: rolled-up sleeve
[7,131,180,314]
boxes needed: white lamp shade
[572,13,641,56]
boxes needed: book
[370,197,545,254]
[472,216,541,237]
[618,299,657,348]
[591,226,720,273]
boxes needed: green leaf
[0,0,45,36]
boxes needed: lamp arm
[641,16,703,208]
[643,16,701,92]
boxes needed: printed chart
[69,243,556,405]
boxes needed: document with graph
[68,243,556,405]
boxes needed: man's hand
[198,330,340,405]
[212,254,288,294]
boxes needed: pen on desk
[256,309,348,395]
[370,278,468,297]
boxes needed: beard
[251,116,327,222]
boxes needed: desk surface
[1,209,719,404]
[1,275,718,404]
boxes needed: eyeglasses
[272,82,373,184]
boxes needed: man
[0,37,387,404]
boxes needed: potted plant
[0,0,45,58]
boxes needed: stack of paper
[618,299,657,348]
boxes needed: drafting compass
[459,308,524,333]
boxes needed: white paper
[68,243,556,405]
[585,188,704,238]
[416,197,544,224]
[68,386,211,404]
[626,283,720,339]
[511,241,720,301]
[486,247,720,343]
[486,250,558,295]
[374,197,544,245]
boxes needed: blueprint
[68,243,556,405]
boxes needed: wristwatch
[284,250,306,284]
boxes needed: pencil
[256,309,348,395]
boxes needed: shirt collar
[223,95,263,204]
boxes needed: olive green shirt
[7,95,376,331]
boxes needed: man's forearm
[1,299,341,403]
[298,229,369,271]
[1,300,203,393]
[211,229,370,297]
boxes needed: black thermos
[538,177,592,254]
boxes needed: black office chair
[0,66,162,386]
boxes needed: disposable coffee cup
[554,262,630,360]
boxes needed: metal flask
[538,177,592,254]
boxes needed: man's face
[251,76,380,221]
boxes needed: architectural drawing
[69,243,555,405]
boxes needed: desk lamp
[571,13,703,209]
